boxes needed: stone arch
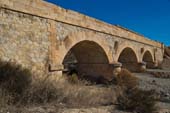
[57,31,113,81]
[58,31,112,64]
[115,43,139,62]
[117,47,139,72]
[142,50,155,68]
[63,40,109,64]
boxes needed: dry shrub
[0,60,31,105]
[20,78,63,105]
[0,60,126,108]
[0,60,62,106]
[115,68,158,113]
[67,73,79,84]
[0,60,116,107]
[0,59,158,113]
[115,68,138,89]
[0,61,31,93]
[66,74,94,86]
[0,88,13,107]
[117,88,158,113]
[22,78,116,107]
[61,84,116,107]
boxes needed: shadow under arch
[118,47,138,72]
[62,40,113,83]
[143,50,154,68]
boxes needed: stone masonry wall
[56,21,164,63]
[0,8,50,74]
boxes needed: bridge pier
[111,62,147,73]
[153,61,159,68]
[109,62,122,76]
[138,62,147,72]
[140,61,159,71]
[48,63,64,74]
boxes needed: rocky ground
[136,72,170,112]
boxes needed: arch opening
[143,51,154,69]
[62,40,112,83]
[118,47,138,72]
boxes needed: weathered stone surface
[0,0,163,47]
[0,0,164,78]
[0,9,50,74]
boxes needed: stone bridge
[0,0,164,80]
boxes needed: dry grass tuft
[0,60,116,108]
[0,60,158,113]
[0,60,32,105]
[117,88,158,113]
[114,68,158,113]
[67,73,80,84]
[115,68,139,89]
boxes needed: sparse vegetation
[115,68,139,89]
[148,71,170,78]
[0,60,161,113]
[115,68,158,113]
[117,88,158,113]
[0,60,116,109]
[20,79,63,105]
[67,73,80,84]
[0,60,32,105]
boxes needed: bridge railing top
[0,0,163,48]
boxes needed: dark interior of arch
[143,51,154,68]
[62,41,113,83]
[118,47,138,72]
